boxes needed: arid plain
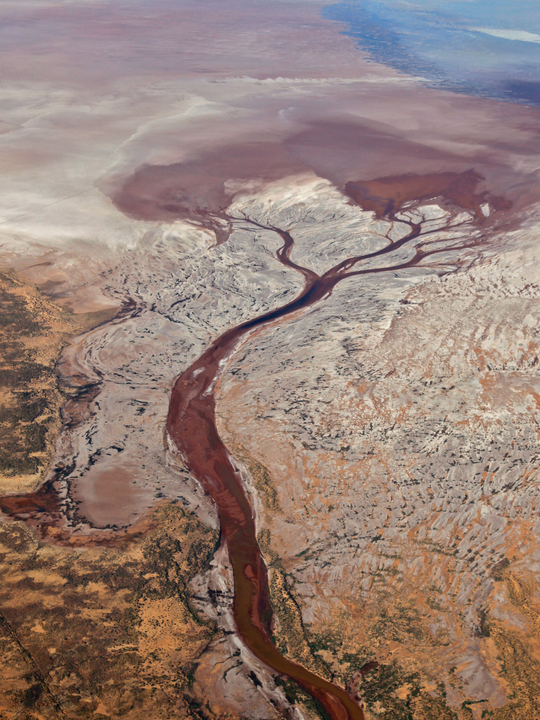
[2,0,540,718]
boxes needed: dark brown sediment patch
[281,119,536,223]
[0,478,62,528]
[344,170,511,220]
[109,123,472,228]
[106,142,306,233]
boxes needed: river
[165,200,474,719]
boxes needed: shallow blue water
[323,0,540,104]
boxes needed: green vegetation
[248,455,281,512]
[274,677,332,720]
[228,442,282,512]
[258,528,329,682]
[0,270,115,486]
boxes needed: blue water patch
[322,0,540,105]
